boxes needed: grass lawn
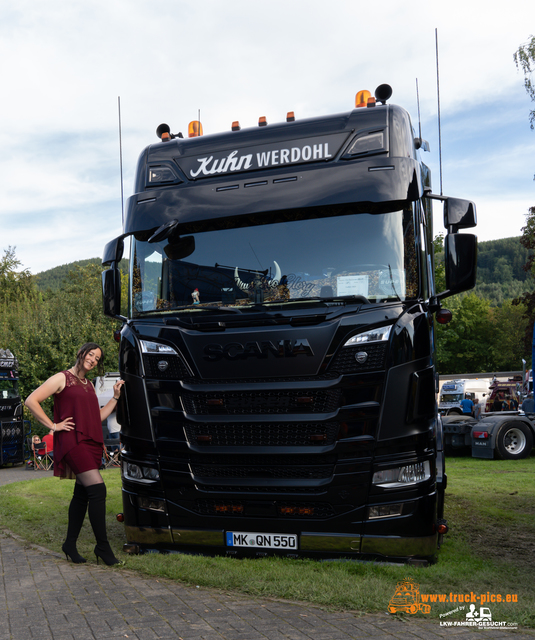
[1,456,534,628]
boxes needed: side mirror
[444,198,477,231]
[103,236,125,266]
[102,265,125,320]
[424,193,477,232]
[439,233,477,299]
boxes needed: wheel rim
[504,428,527,454]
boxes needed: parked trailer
[441,413,534,459]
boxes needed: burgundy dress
[53,371,104,478]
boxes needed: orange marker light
[188,120,203,137]
[355,90,371,108]
[286,111,295,122]
[367,97,376,108]
[258,116,267,126]
[232,121,241,131]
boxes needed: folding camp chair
[103,439,121,468]
[32,439,53,471]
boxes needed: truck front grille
[191,464,332,479]
[182,389,341,415]
[198,485,327,494]
[184,421,340,446]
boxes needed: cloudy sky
[2,0,535,274]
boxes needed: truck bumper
[123,525,438,562]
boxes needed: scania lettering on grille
[203,339,314,361]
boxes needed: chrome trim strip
[124,526,437,557]
[124,526,173,545]
[171,529,225,546]
[300,533,361,552]
[361,534,437,557]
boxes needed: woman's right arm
[25,373,74,432]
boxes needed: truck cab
[102,85,477,563]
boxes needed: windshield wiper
[135,304,243,316]
[174,304,243,314]
[287,294,371,305]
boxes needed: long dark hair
[74,342,105,377]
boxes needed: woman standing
[25,342,125,565]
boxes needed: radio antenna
[416,78,422,141]
[435,28,443,196]
[118,96,125,226]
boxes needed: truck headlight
[372,461,431,488]
[140,340,178,355]
[343,325,391,347]
[123,462,160,483]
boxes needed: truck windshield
[440,393,463,404]
[129,205,419,317]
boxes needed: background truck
[442,375,533,459]
[483,377,521,412]
[442,412,534,459]
[439,378,492,415]
[102,83,477,564]
[0,349,25,466]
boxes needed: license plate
[226,531,298,550]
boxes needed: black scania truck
[102,85,477,563]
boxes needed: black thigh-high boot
[86,482,120,565]
[62,483,88,563]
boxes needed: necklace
[69,368,88,385]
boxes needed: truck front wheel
[495,423,533,459]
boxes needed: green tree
[513,206,535,358]
[492,256,514,284]
[511,37,535,356]
[433,233,445,293]
[514,34,535,130]
[0,246,37,304]
[0,260,120,431]
[490,300,529,370]
[436,293,494,374]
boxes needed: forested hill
[34,236,533,304]
[35,258,127,292]
[476,237,528,282]
[470,236,533,305]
